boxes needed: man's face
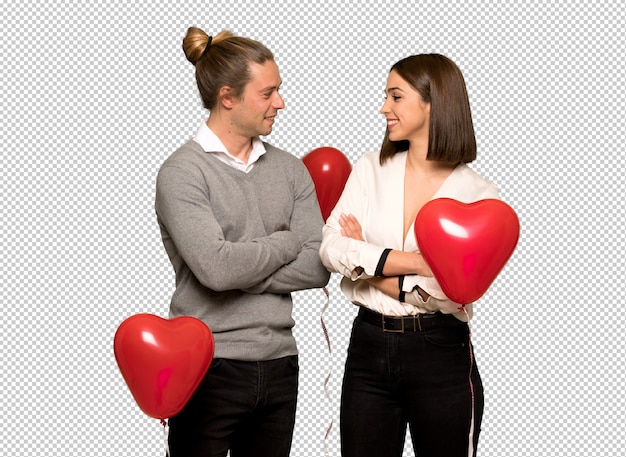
[231,60,285,138]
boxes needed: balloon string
[321,287,332,352]
[320,286,333,456]
[460,305,476,453]
[161,419,170,457]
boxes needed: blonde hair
[182,27,275,110]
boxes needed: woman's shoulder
[355,149,406,169]
[348,150,378,177]
[447,164,500,200]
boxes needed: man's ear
[218,86,236,109]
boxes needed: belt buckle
[381,314,404,333]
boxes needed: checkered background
[2,1,624,456]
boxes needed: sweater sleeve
[155,162,302,292]
[241,160,330,294]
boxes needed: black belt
[357,306,463,333]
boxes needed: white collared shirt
[193,121,266,173]
[319,149,500,317]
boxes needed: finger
[343,215,360,231]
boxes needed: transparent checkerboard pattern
[2,1,625,456]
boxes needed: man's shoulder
[262,141,292,157]
[159,140,209,170]
[167,139,204,161]
[261,142,305,167]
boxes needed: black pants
[168,355,299,457]
[341,308,484,457]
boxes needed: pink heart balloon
[414,198,520,304]
[114,314,214,419]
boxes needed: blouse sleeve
[319,155,387,280]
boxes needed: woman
[319,54,500,457]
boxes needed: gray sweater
[155,139,330,361]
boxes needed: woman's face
[380,70,430,144]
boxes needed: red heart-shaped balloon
[114,314,214,419]
[302,146,352,221]
[414,198,520,304]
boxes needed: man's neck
[206,117,253,163]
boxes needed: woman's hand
[414,253,434,277]
[339,214,364,241]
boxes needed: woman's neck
[406,147,456,175]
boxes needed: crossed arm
[156,162,329,294]
[338,213,432,302]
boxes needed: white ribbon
[320,286,333,456]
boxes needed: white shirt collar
[194,121,266,173]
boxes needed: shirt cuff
[374,248,392,277]
[349,244,390,280]
[402,274,448,301]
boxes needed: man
[155,27,330,457]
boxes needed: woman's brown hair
[379,54,477,165]
[182,27,275,110]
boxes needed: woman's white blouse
[319,150,500,318]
